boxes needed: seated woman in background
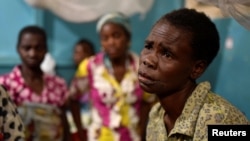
[69,12,156,141]
[0,25,70,141]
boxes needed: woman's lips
[138,71,155,85]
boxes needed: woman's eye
[20,45,30,51]
[144,43,152,49]
[36,45,45,51]
[162,49,172,58]
[100,36,108,41]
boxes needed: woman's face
[138,22,199,96]
[100,22,130,60]
[18,33,47,68]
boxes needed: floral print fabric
[0,66,68,107]
[72,52,146,141]
[146,81,249,141]
[0,65,68,141]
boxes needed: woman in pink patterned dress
[69,12,156,141]
[0,26,70,141]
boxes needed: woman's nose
[143,56,157,69]
[29,49,35,56]
[28,48,39,57]
[107,37,115,45]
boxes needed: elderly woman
[69,12,155,141]
[138,8,249,141]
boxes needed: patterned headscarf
[96,12,131,34]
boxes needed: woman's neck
[159,82,197,127]
[109,52,129,65]
[105,53,130,83]
[21,64,43,80]
[20,64,45,95]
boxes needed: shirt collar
[170,81,211,137]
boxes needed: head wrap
[96,12,131,34]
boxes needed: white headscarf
[96,12,131,34]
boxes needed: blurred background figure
[73,38,95,67]
[68,38,96,141]
[0,25,70,141]
[69,12,155,141]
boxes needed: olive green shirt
[146,81,249,141]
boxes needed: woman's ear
[190,60,207,80]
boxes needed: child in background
[73,39,95,67]
[68,38,95,141]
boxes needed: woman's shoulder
[0,65,21,85]
[201,93,249,124]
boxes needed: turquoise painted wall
[0,0,249,119]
